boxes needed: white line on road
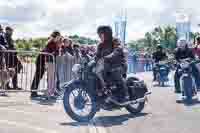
[0,119,59,133]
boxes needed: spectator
[5,26,23,90]
[80,45,90,65]
[73,43,81,58]
[47,36,63,97]
[144,53,151,71]
[30,30,61,98]
[62,38,74,56]
[0,25,8,48]
[193,37,200,58]
[88,45,96,57]
[5,26,14,49]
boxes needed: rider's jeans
[174,66,181,93]
[108,67,129,98]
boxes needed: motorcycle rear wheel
[126,102,145,114]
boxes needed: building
[176,11,191,44]
[114,11,127,46]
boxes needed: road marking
[0,119,58,133]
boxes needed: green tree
[145,32,152,48]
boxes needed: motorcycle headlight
[180,63,189,69]
[72,64,81,74]
[160,67,166,70]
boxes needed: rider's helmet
[177,39,187,49]
[0,25,3,31]
[97,25,113,42]
[197,37,200,45]
[156,45,163,51]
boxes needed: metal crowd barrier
[127,57,153,74]
[56,53,81,86]
[0,50,55,96]
[1,49,151,96]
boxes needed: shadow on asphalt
[176,99,200,106]
[31,96,57,106]
[153,84,172,87]
[60,112,149,127]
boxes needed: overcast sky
[0,0,200,41]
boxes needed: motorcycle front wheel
[126,101,145,114]
[63,83,97,122]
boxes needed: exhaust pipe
[106,92,151,106]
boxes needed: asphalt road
[0,72,200,133]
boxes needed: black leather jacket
[174,48,195,61]
[104,46,127,68]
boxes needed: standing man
[5,26,23,90]
[30,31,61,98]
[0,25,7,69]
[0,25,8,48]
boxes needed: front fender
[61,79,83,89]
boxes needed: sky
[0,0,200,41]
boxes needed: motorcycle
[178,58,197,102]
[62,58,151,122]
[155,61,170,87]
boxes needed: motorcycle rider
[95,26,129,103]
[174,40,195,93]
[152,45,168,81]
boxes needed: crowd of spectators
[30,30,97,98]
[0,25,23,90]
[0,27,97,98]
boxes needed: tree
[163,26,176,49]
[145,32,152,48]
[128,25,177,52]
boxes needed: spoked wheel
[126,101,145,114]
[63,84,97,122]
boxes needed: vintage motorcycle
[62,58,151,122]
[177,58,198,102]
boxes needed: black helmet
[51,30,61,38]
[157,45,163,50]
[97,25,113,41]
[197,37,200,44]
[0,25,3,30]
[5,26,13,31]
[97,26,112,36]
